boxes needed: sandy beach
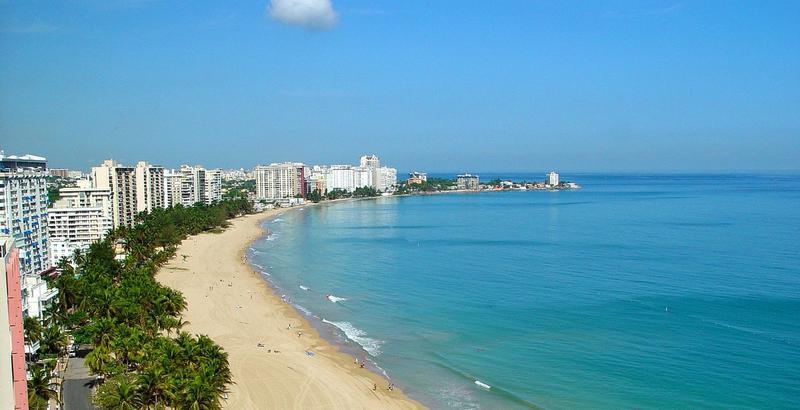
[156,209,424,409]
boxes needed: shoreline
[156,208,424,409]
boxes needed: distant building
[67,170,84,180]
[48,180,113,266]
[163,170,183,208]
[179,165,206,206]
[254,162,305,201]
[48,168,69,178]
[91,160,137,228]
[407,171,427,185]
[0,237,28,410]
[546,171,560,186]
[360,154,381,190]
[379,167,398,192]
[457,174,480,191]
[135,161,165,214]
[204,169,222,204]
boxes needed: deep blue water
[249,174,800,409]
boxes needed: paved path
[63,347,96,410]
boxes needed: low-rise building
[407,171,427,185]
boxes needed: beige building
[91,160,137,228]
[255,162,305,200]
[457,174,480,191]
[135,161,165,213]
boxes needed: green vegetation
[307,189,324,203]
[40,199,252,409]
[395,177,456,194]
[46,176,76,205]
[222,179,255,200]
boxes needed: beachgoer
[373,383,377,391]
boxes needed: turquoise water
[248,174,800,409]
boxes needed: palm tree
[27,363,59,410]
[138,366,173,409]
[85,346,113,378]
[39,324,68,357]
[23,316,42,359]
[176,375,221,410]
[94,374,144,410]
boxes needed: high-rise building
[1,237,28,410]
[48,180,113,266]
[0,153,56,321]
[457,174,480,191]
[546,171,560,186]
[0,161,50,280]
[254,162,305,200]
[179,165,206,206]
[135,161,165,214]
[91,160,137,228]
[204,168,222,204]
[163,170,183,208]
[379,167,398,192]
[360,154,381,189]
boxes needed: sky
[1,0,798,172]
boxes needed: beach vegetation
[41,198,251,409]
[27,362,60,410]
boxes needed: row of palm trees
[36,199,252,409]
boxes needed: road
[63,346,96,410]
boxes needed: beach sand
[156,209,424,409]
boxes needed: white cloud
[268,0,338,29]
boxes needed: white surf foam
[299,285,310,291]
[322,319,383,356]
[272,218,284,222]
[474,380,491,389]
[327,295,347,303]
[265,233,278,241]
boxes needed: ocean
[248,173,800,409]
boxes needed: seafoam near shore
[156,208,423,409]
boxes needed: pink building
[1,237,29,409]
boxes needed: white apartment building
[254,162,305,200]
[48,180,113,266]
[163,170,183,208]
[360,154,381,189]
[204,168,222,204]
[546,171,560,186]
[179,165,206,206]
[135,161,165,213]
[379,167,398,192]
[92,160,137,228]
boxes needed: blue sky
[1,0,798,172]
